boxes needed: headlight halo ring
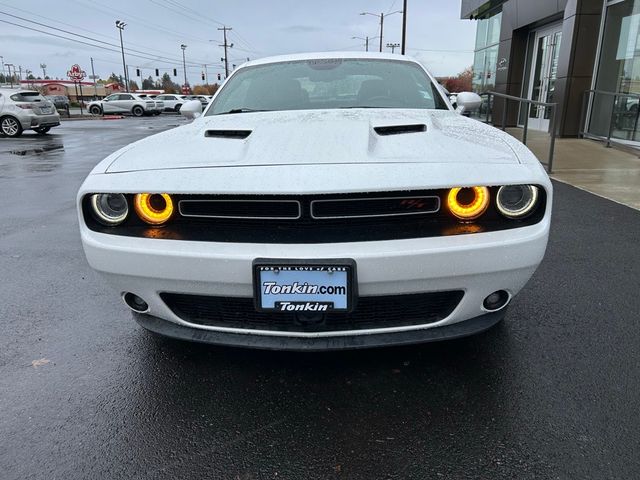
[134,193,174,225]
[90,193,129,226]
[447,186,490,220]
[496,185,539,219]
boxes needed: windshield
[208,58,448,115]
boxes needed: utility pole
[40,63,47,78]
[379,13,384,53]
[218,26,233,78]
[90,57,98,98]
[203,64,209,84]
[361,11,402,53]
[18,65,22,83]
[387,43,400,53]
[6,64,13,88]
[401,0,408,55]
[180,44,188,87]
[115,20,129,92]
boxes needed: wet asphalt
[1,116,639,480]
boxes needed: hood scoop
[374,124,427,136]
[205,129,252,139]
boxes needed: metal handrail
[579,89,640,148]
[478,91,558,173]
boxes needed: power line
[0,1,197,62]
[0,17,216,69]
[0,10,210,67]
[76,0,212,44]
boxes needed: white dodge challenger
[78,52,552,350]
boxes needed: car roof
[242,51,422,69]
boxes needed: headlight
[496,185,539,219]
[134,193,174,225]
[447,187,490,220]
[90,193,129,226]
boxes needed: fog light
[90,193,129,226]
[483,290,510,311]
[447,186,490,220]
[134,193,174,225]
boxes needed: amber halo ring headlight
[134,193,174,225]
[496,185,539,219]
[447,186,490,220]
[90,193,129,226]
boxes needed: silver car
[0,89,61,137]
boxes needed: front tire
[132,106,144,117]
[0,116,23,137]
[89,105,102,115]
[34,126,51,134]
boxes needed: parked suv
[46,95,70,112]
[154,94,187,112]
[0,89,61,137]
[87,93,156,116]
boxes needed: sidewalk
[507,128,640,210]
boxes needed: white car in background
[87,93,157,116]
[135,94,163,115]
[78,52,552,350]
[0,88,60,137]
[154,94,188,112]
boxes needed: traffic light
[136,68,140,77]
[173,68,177,76]
[201,72,205,81]
[155,69,159,76]
[217,73,221,81]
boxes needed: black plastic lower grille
[161,291,464,333]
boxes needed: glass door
[527,25,563,131]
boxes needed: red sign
[181,84,191,95]
[67,64,86,81]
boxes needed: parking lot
[1,116,639,479]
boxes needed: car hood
[105,109,522,173]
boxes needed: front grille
[161,291,464,333]
[179,199,301,219]
[311,196,440,219]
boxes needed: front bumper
[80,215,550,345]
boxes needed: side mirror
[180,99,203,119]
[455,92,482,114]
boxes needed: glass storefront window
[471,11,502,93]
[590,0,640,141]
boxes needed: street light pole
[115,21,129,92]
[180,44,188,87]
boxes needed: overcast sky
[0,0,477,84]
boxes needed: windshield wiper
[215,108,272,115]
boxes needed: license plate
[40,108,51,114]
[253,259,356,313]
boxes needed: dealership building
[461,0,640,143]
